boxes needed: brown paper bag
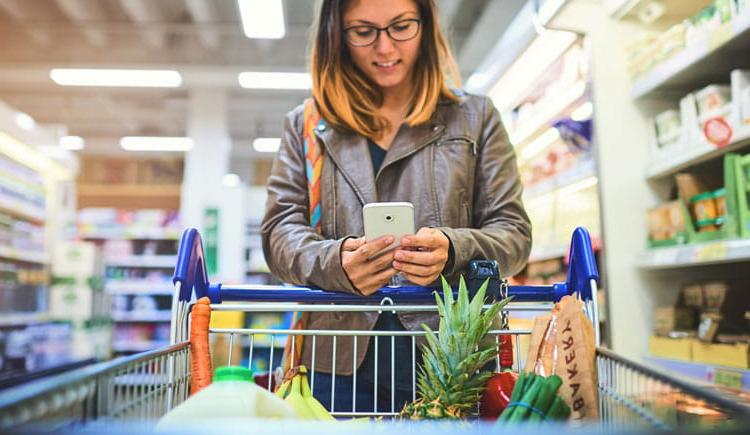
[524,296,598,420]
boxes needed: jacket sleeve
[261,110,359,294]
[437,96,532,278]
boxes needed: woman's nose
[373,31,396,53]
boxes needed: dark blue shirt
[368,139,387,175]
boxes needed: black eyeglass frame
[343,18,422,47]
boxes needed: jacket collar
[314,104,449,205]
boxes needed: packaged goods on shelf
[654,109,682,146]
[692,340,750,369]
[647,201,687,243]
[649,335,694,361]
[695,85,732,121]
[733,70,750,125]
[654,307,698,335]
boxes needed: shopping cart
[0,227,748,433]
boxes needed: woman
[261,0,531,414]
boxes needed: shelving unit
[639,237,750,269]
[536,1,750,371]
[77,208,181,355]
[631,7,750,99]
[111,311,172,322]
[646,355,750,391]
[646,124,750,179]
[104,281,173,296]
[0,100,86,384]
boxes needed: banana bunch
[276,366,335,421]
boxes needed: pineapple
[400,275,510,420]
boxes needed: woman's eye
[355,28,374,37]
[391,24,410,32]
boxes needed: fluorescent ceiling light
[253,137,281,152]
[60,135,85,150]
[488,30,578,112]
[223,173,241,187]
[50,68,182,87]
[571,102,594,121]
[120,136,193,152]
[238,0,285,39]
[15,112,35,131]
[238,72,311,90]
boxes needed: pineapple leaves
[409,274,514,419]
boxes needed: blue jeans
[311,313,419,414]
[311,371,415,414]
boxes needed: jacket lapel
[315,125,377,206]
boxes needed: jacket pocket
[438,135,477,155]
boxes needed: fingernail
[385,236,394,244]
[395,252,404,260]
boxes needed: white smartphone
[363,202,415,259]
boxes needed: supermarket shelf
[77,184,181,198]
[0,195,45,224]
[646,125,750,180]
[105,281,174,295]
[510,81,589,149]
[111,311,172,322]
[0,358,96,390]
[77,184,181,210]
[523,157,597,200]
[0,312,50,327]
[645,355,750,391]
[81,230,181,241]
[112,340,168,352]
[0,245,48,264]
[631,9,750,99]
[638,237,750,269]
[529,243,569,263]
[105,255,175,268]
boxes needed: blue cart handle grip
[566,227,600,301]
[172,228,210,302]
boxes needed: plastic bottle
[157,366,298,428]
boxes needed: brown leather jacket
[261,92,531,375]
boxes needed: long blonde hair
[310,0,461,140]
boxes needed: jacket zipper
[438,135,477,155]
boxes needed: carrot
[190,297,212,395]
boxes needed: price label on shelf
[695,242,728,262]
[704,117,733,148]
[713,368,743,389]
[709,22,734,50]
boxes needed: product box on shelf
[732,69,750,125]
[52,241,103,279]
[682,284,705,308]
[654,306,698,335]
[649,335,694,361]
[692,340,749,369]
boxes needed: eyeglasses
[344,18,421,47]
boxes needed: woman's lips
[373,59,401,73]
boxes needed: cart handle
[172,227,599,304]
[172,228,210,302]
[566,227,599,301]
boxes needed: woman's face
[342,0,421,94]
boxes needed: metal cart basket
[0,227,748,432]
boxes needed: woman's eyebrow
[346,11,418,26]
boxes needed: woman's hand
[393,227,450,286]
[341,236,398,296]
